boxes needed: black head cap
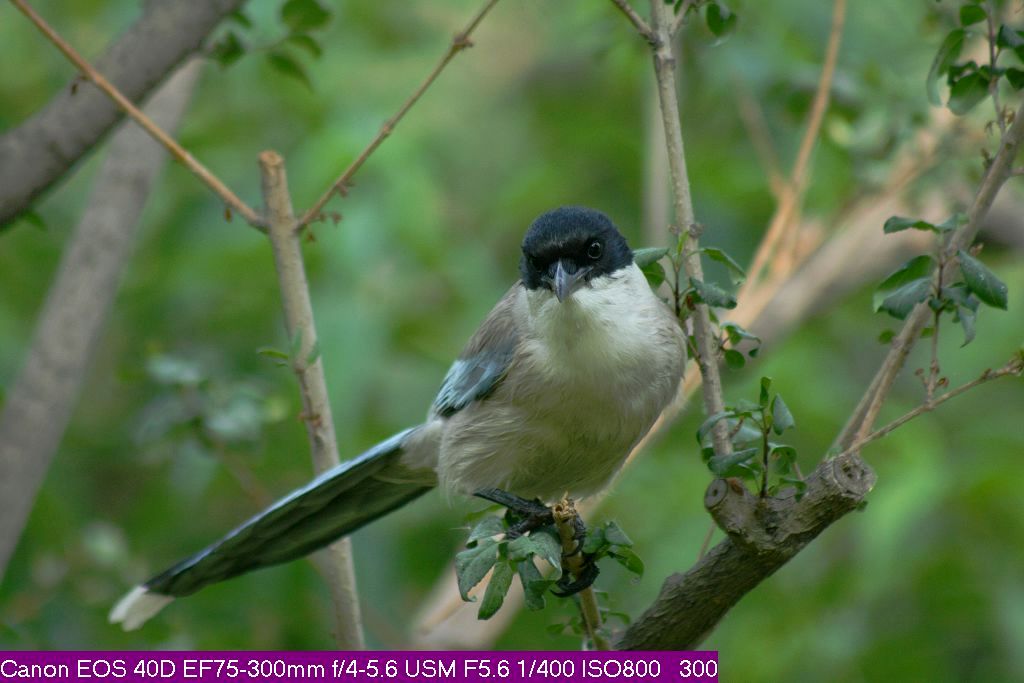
[519,206,633,292]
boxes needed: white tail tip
[109,586,174,631]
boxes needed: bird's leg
[551,499,600,597]
[473,488,554,537]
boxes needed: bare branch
[10,0,264,229]
[608,0,655,42]
[298,0,501,229]
[0,0,248,226]
[741,0,846,287]
[647,0,731,456]
[258,151,364,648]
[838,357,1023,459]
[0,62,202,580]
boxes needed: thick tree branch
[9,0,263,229]
[0,0,249,226]
[616,453,876,649]
[0,62,202,581]
[258,151,365,648]
[297,0,501,229]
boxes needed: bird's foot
[473,488,554,537]
[551,558,600,597]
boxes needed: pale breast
[438,264,684,501]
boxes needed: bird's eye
[586,241,603,260]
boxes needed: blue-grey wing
[432,284,521,418]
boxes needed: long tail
[110,428,431,630]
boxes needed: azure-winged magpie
[110,206,685,630]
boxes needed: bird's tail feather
[110,427,431,630]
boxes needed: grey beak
[553,260,583,303]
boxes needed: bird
[110,206,686,630]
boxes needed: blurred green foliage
[1,0,1022,680]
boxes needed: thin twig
[741,0,846,288]
[837,98,1024,449]
[670,1,695,36]
[552,500,609,651]
[647,0,732,456]
[9,0,264,229]
[259,151,365,649]
[733,77,785,199]
[986,2,1007,137]
[838,358,1022,459]
[609,0,655,42]
[298,0,501,229]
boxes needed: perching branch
[297,0,502,229]
[552,500,609,651]
[0,62,202,581]
[9,0,264,229]
[836,97,1024,450]
[645,0,731,456]
[609,0,655,43]
[258,151,364,649]
[0,0,249,226]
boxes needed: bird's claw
[473,488,553,537]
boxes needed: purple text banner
[0,651,717,683]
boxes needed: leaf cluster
[454,514,642,621]
[209,0,333,89]
[696,377,803,498]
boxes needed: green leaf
[467,516,505,544]
[759,376,772,408]
[935,213,967,232]
[1006,68,1024,91]
[770,394,795,434]
[724,349,746,369]
[883,216,936,233]
[517,560,550,611]
[281,0,331,32]
[878,329,895,344]
[610,548,645,577]
[927,29,965,106]
[211,31,245,68]
[267,51,312,89]
[873,255,934,319]
[770,445,797,474]
[287,34,323,58]
[228,10,253,27]
[708,447,760,476]
[780,475,808,500]
[640,260,667,289]
[948,71,991,115]
[701,247,746,284]
[697,410,736,445]
[454,538,498,601]
[633,247,670,268]
[256,346,290,360]
[528,530,563,577]
[706,2,737,38]
[602,521,633,548]
[478,561,514,619]
[721,322,760,346]
[959,4,986,26]
[955,305,977,346]
[958,249,1008,309]
[997,25,1024,50]
[690,277,737,309]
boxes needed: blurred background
[1,0,1023,680]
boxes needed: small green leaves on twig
[696,377,803,499]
